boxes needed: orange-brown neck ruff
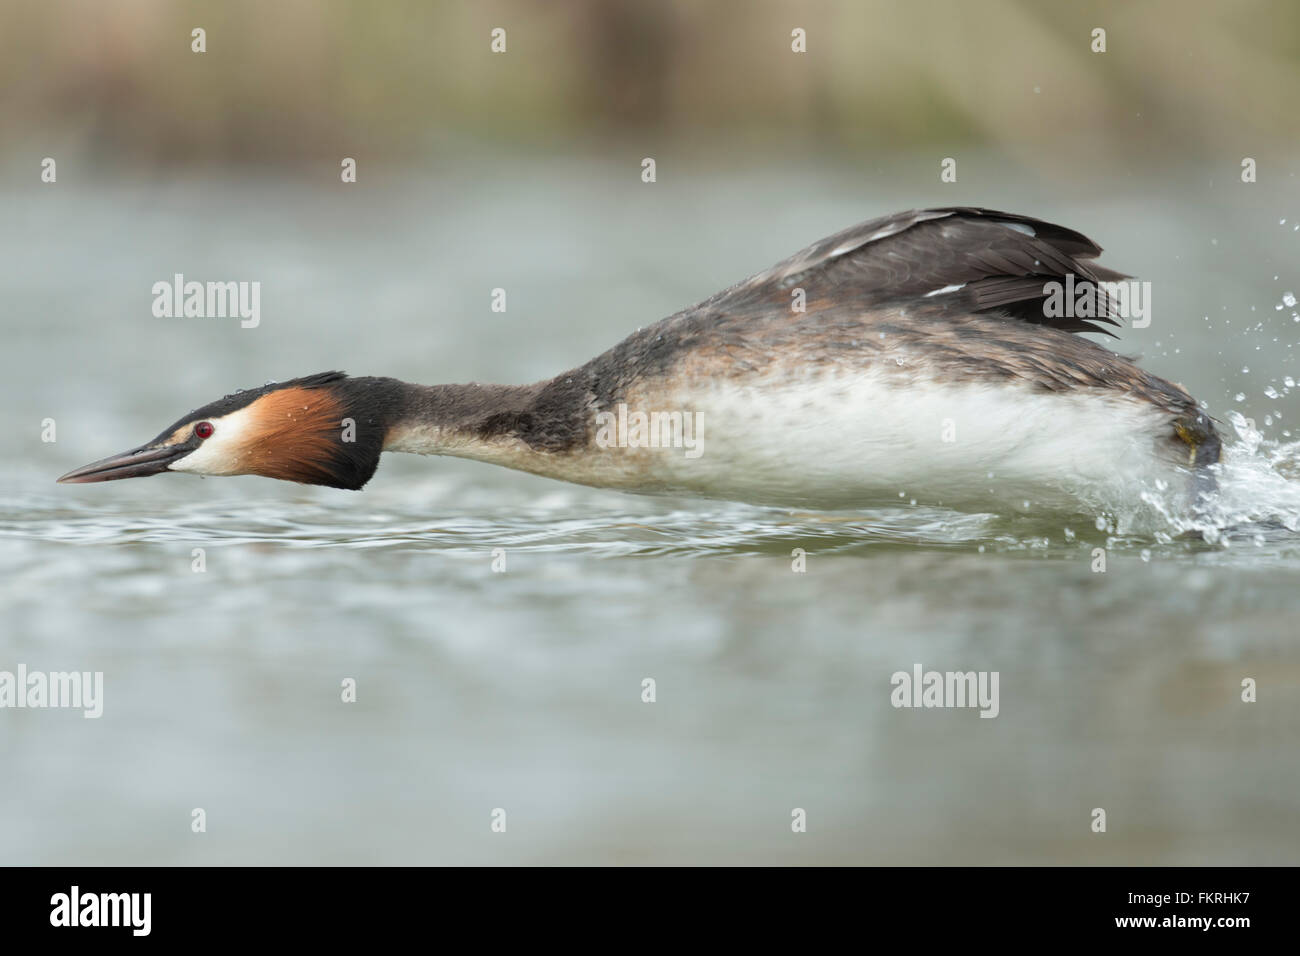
[242,386,350,485]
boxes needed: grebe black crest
[59,207,1220,512]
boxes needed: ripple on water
[5,420,1300,565]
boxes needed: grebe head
[56,371,388,490]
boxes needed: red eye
[195,421,215,439]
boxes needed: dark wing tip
[711,206,1134,340]
[881,208,1133,338]
[931,207,1107,260]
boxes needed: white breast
[567,369,1186,512]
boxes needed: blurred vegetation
[1,0,1298,169]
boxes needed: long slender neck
[374,377,591,473]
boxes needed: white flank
[617,373,1179,510]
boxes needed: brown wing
[704,207,1129,337]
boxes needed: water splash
[1126,411,1300,546]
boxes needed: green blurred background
[3,0,1297,172]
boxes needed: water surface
[3,160,1299,863]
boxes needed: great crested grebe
[58,207,1220,512]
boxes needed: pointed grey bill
[56,442,192,483]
